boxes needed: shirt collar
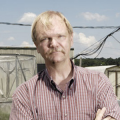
[44,59,77,89]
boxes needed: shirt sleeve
[97,72,120,120]
[9,84,34,120]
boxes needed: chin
[49,57,64,63]
[51,59,62,63]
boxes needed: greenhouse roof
[85,65,116,73]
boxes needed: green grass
[0,111,10,120]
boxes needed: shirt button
[65,113,67,117]
[63,95,65,99]
[69,88,72,90]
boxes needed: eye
[58,35,63,38]
[58,35,65,39]
[40,38,48,42]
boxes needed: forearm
[95,107,116,120]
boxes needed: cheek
[65,40,72,49]
[36,46,40,53]
[39,46,49,55]
[36,45,43,54]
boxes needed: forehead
[35,16,68,37]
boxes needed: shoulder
[74,65,111,87]
[75,65,102,80]
[12,74,37,99]
[12,69,46,99]
[75,65,108,79]
[75,65,100,75]
[75,66,113,95]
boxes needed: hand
[95,107,115,120]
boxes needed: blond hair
[31,11,73,43]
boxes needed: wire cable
[73,26,120,29]
[0,22,120,59]
[72,27,120,59]
[0,22,31,26]
[111,35,120,44]
[0,22,120,29]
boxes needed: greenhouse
[0,54,36,102]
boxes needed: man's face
[35,16,73,64]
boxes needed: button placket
[64,113,67,117]
[62,95,66,99]
[61,91,69,119]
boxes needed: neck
[45,59,73,85]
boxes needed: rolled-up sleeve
[98,72,120,120]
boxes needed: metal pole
[1,78,3,91]
[16,55,18,87]
[6,62,10,98]
[33,57,36,75]
[115,71,118,96]
[79,57,82,67]
[17,56,27,81]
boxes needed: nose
[49,38,58,48]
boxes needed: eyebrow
[38,33,48,40]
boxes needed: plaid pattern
[10,64,120,120]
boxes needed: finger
[96,109,101,116]
[95,107,106,120]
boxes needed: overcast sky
[0,0,120,59]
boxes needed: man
[10,11,120,120]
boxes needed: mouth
[48,49,65,55]
[50,51,61,55]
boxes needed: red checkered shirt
[10,64,120,120]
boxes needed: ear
[34,42,40,53]
[70,33,73,47]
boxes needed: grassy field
[0,111,10,120]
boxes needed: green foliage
[0,110,10,120]
[75,57,120,67]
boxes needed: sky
[0,0,120,59]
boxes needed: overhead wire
[0,22,120,59]
[0,22,31,26]
[72,27,120,59]
[0,22,120,29]
[111,35,120,44]
[73,26,120,29]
